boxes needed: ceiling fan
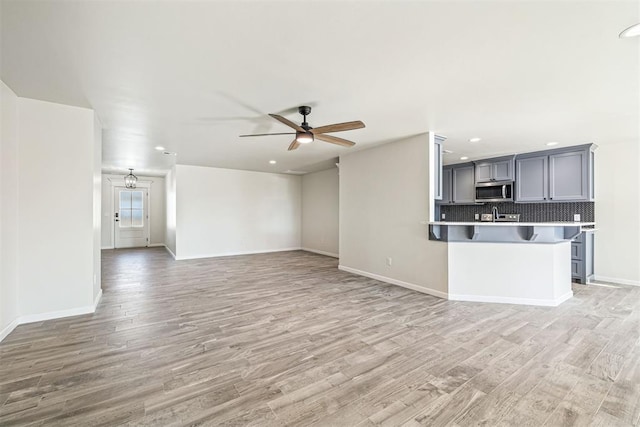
[239,106,365,151]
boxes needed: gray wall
[302,168,339,257]
[339,133,448,296]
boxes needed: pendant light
[124,168,137,189]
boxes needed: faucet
[492,206,499,221]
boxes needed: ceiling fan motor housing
[298,106,312,130]
[298,106,312,116]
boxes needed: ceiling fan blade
[239,132,296,137]
[311,121,365,134]
[269,114,305,132]
[315,134,356,147]
[288,139,301,151]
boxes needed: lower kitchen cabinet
[571,231,594,283]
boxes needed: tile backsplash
[439,201,594,223]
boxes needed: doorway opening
[114,186,150,248]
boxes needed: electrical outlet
[474,214,480,220]
[574,214,581,222]
[386,257,392,267]
[441,213,446,220]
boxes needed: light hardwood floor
[1,248,639,426]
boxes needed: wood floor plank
[0,248,638,425]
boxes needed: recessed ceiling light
[460,156,469,160]
[469,138,481,143]
[443,149,453,154]
[619,23,640,38]
[269,160,277,164]
[546,142,559,146]
[154,146,165,151]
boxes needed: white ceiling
[1,1,638,175]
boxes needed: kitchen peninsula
[429,139,597,306]
[428,221,595,306]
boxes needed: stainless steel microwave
[475,181,513,202]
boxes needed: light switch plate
[441,213,446,220]
[474,214,479,220]
[574,214,581,222]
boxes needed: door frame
[107,177,153,248]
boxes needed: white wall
[1,81,20,339]
[595,141,640,285]
[17,97,99,319]
[101,174,166,248]
[165,166,177,257]
[175,165,301,260]
[339,133,448,297]
[301,168,339,257]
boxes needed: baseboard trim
[175,247,303,261]
[302,248,339,258]
[448,290,574,307]
[338,265,448,299]
[0,318,20,343]
[93,289,103,309]
[1,289,105,342]
[594,275,640,287]
[18,304,97,325]
[101,246,114,250]
[164,245,176,259]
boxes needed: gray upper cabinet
[452,164,475,204]
[474,156,515,183]
[433,136,444,200]
[437,163,474,205]
[515,155,548,202]
[438,166,453,204]
[515,144,595,203]
[474,163,493,183]
[549,150,590,201]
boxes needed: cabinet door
[571,243,582,260]
[433,139,443,200]
[452,165,475,203]
[441,167,452,204]
[515,155,548,202]
[475,163,493,183]
[549,150,588,201]
[571,260,582,278]
[492,159,513,181]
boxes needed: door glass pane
[120,191,132,209]
[131,191,143,209]
[120,209,132,227]
[131,209,143,227]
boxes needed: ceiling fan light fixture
[296,131,314,144]
[124,168,137,189]
[619,23,640,38]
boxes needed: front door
[114,187,149,248]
